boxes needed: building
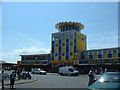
[0,61,17,70]
[50,21,86,65]
[18,54,51,71]
[18,21,120,73]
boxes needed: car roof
[102,72,120,75]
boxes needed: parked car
[31,68,47,75]
[59,66,79,76]
[88,72,120,89]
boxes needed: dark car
[88,72,120,89]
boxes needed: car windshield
[98,74,120,82]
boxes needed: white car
[31,68,47,75]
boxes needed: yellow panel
[62,46,65,53]
[55,40,58,44]
[94,55,98,59]
[62,56,65,60]
[76,33,86,51]
[55,57,58,60]
[112,53,118,58]
[103,54,107,58]
[55,47,58,53]
[70,46,73,52]
[85,55,88,59]
[62,40,65,43]
[70,56,73,60]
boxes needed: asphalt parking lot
[3,72,100,89]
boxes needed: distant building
[20,54,50,65]
[0,61,17,70]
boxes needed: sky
[1,1,119,63]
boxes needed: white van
[59,66,79,76]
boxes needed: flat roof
[20,53,50,56]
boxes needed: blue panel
[51,57,54,60]
[66,46,69,52]
[59,56,61,60]
[81,55,85,59]
[59,40,61,43]
[52,47,54,53]
[74,39,76,52]
[108,54,112,58]
[98,54,102,58]
[52,41,55,44]
[105,60,109,63]
[66,55,69,60]
[89,55,93,59]
[59,45,61,53]
[79,61,88,64]
[118,53,120,57]
[66,39,69,42]
[44,62,48,64]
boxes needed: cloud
[2,46,50,63]
[87,31,118,49]
[16,32,45,47]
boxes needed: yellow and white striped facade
[50,21,86,65]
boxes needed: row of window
[21,61,48,64]
[78,36,85,40]
[60,25,80,32]
[22,56,48,60]
[81,53,120,59]
[53,42,73,47]
[52,31,76,41]
[81,49,119,55]
[54,52,73,57]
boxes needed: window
[103,51,107,54]
[70,53,73,56]
[78,36,81,39]
[56,44,58,47]
[62,43,65,46]
[89,52,92,55]
[55,53,58,56]
[89,55,93,59]
[70,42,73,45]
[113,50,117,53]
[108,50,112,54]
[94,51,97,55]
[108,54,112,58]
[62,53,65,56]
[98,51,102,54]
[82,38,84,40]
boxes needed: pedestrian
[104,68,107,72]
[10,70,16,89]
[2,69,4,89]
[88,68,96,86]
[17,70,21,80]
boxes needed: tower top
[55,21,84,32]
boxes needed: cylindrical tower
[55,21,84,32]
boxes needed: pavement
[0,79,37,86]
